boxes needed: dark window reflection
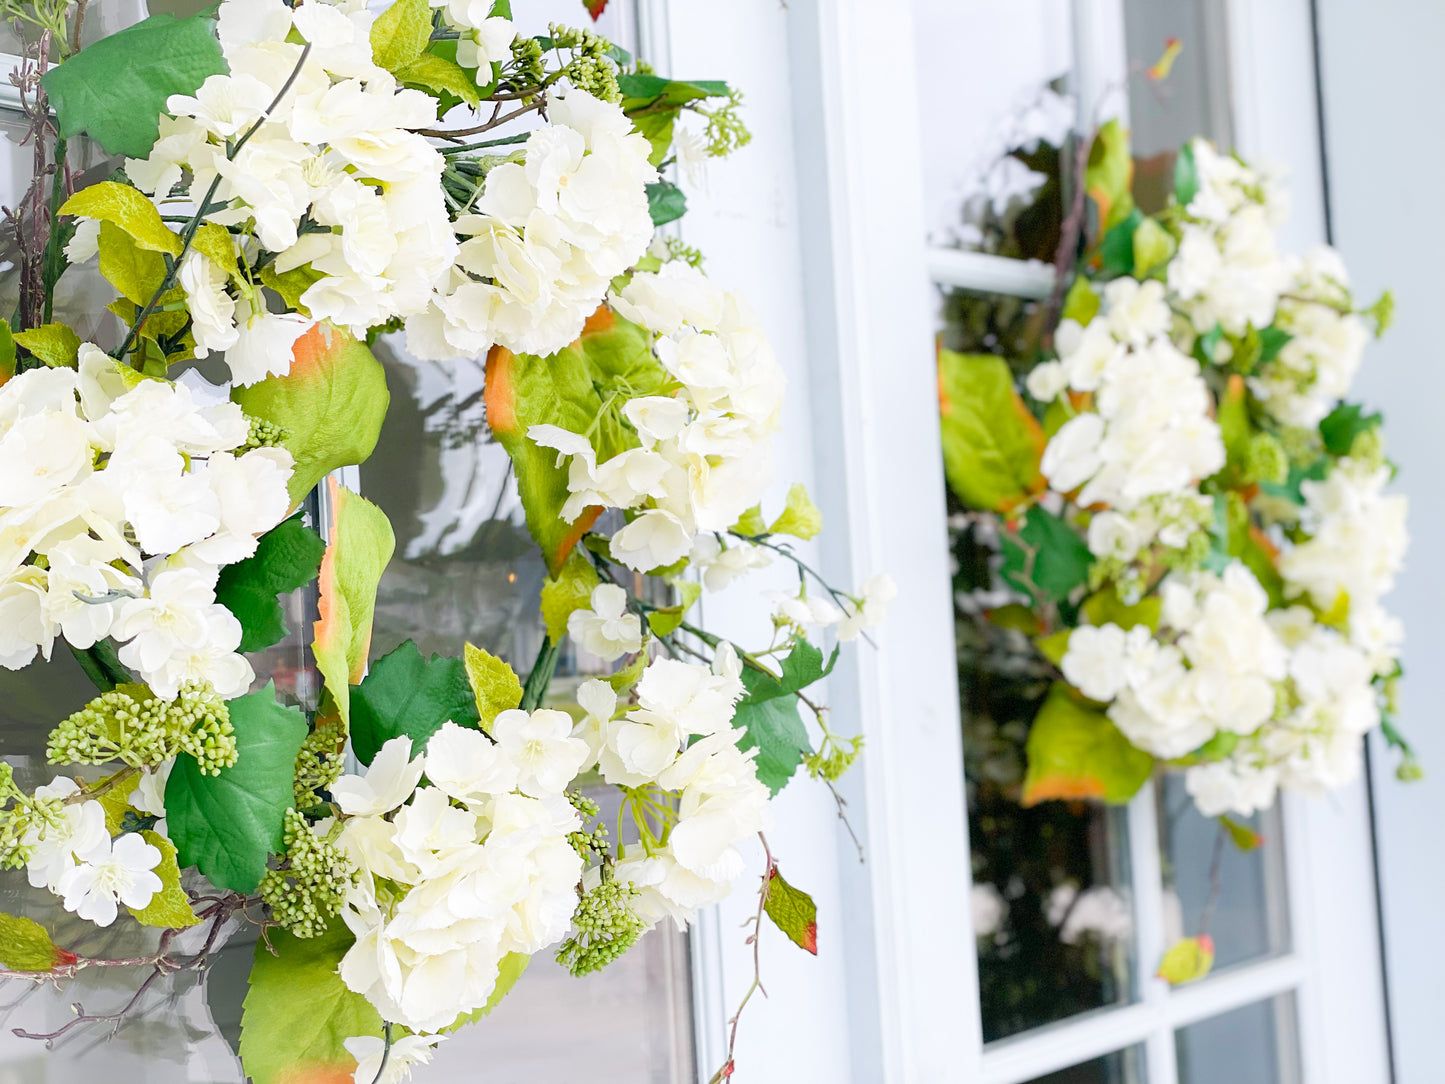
[1024,1046,1145,1084]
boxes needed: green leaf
[1174,140,1199,206]
[485,308,667,574]
[646,181,688,226]
[232,325,391,506]
[1258,326,1292,364]
[239,921,383,1084]
[1157,934,1215,986]
[1034,629,1071,667]
[214,517,326,653]
[60,181,182,255]
[13,323,81,368]
[1082,591,1161,631]
[1086,118,1136,231]
[313,482,396,729]
[97,221,173,310]
[647,578,702,637]
[350,640,481,766]
[1320,402,1382,457]
[733,693,811,796]
[0,320,15,383]
[1219,815,1264,851]
[1060,276,1099,326]
[0,912,68,972]
[1099,207,1144,277]
[1216,374,1251,478]
[1000,505,1092,604]
[609,650,649,694]
[464,642,524,727]
[259,263,325,313]
[397,52,481,107]
[938,349,1046,512]
[763,866,818,954]
[1022,682,1153,806]
[42,12,226,159]
[370,0,432,73]
[769,483,823,540]
[630,109,678,167]
[540,549,600,643]
[129,830,201,929]
[164,683,308,893]
[1132,217,1176,277]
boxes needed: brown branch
[710,833,775,1084]
[1041,132,1095,350]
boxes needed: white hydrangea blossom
[529,262,786,574]
[0,351,294,699]
[336,725,588,1035]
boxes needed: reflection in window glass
[1122,0,1233,159]
[358,336,697,1082]
[1176,995,1300,1084]
[1157,774,1288,972]
[1023,1046,1145,1084]
[913,0,1075,245]
[944,295,1135,1041]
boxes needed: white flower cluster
[335,720,590,1035]
[1061,562,1386,817]
[1032,279,1224,567]
[117,0,459,379]
[1252,247,1370,427]
[1278,456,1407,673]
[21,778,163,927]
[1167,140,1291,337]
[530,262,785,573]
[406,89,657,360]
[0,350,293,699]
[770,574,899,643]
[574,648,771,928]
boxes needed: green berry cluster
[504,36,546,89]
[1278,424,1323,467]
[240,415,290,452]
[661,237,705,269]
[547,24,622,103]
[48,682,236,775]
[555,874,646,976]
[293,716,345,810]
[565,791,610,859]
[805,733,863,783]
[701,89,752,158]
[1245,432,1289,485]
[0,764,66,870]
[258,809,353,940]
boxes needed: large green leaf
[484,307,668,574]
[239,922,383,1084]
[646,182,688,226]
[938,349,1046,512]
[1320,401,1382,457]
[164,683,308,893]
[313,481,396,730]
[350,640,481,766]
[732,640,833,796]
[214,517,326,653]
[1022,683,1152,806]
[232,325,391,506]
[1000,505,1093,604]
[42,12,226,159]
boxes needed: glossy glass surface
[1176,995,1300,1084]
[1023,1046,1145,1084]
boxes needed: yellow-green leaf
[762,866,817,954]
[1132,216,1176,277]
[14,323,81,368]
[609,650,648,694]
[259,263,324,314]
[0,320,14,384]
[98,220,169,308]
[397,52,481,107]
[1022,682,1153,806]
[464,642,523,727]
[1034,629,1072,667]
[731,505,766,537]
[1081,591,1162,631]
[60,180,182,256]
[1061,275,1100,326]
[130,830,202,929]
[1157,934,1215,985]
[370,0,432,74]
[540,549,600,643]
[1220,815,1264,851]
[192,222,238,276]
[938,349,1046,512]
[769,483,823,540]
[441,952,529,1031]
[0,912,68,972]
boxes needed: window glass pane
[1023,1046,1146,1084]
[1157,774,1289,971]
[945,299,1136,1040]
[913,0,1075,246]
[1176,995,1301,1084]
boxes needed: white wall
[1314,4,1445,1082]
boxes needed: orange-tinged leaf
[313,478,395,726]
[1157,934,1215,985]
[1220,815,1265,851]
[1147,37,1184,82]
[1023,683,1153,807]
[938,348,1046,512]
[585,0,609,18]
[763,866,818,955]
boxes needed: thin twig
[711,833,775,1083]
[1041,131,1095,349]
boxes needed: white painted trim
[926,248,1055,299]
[1127,781,1180,1084]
